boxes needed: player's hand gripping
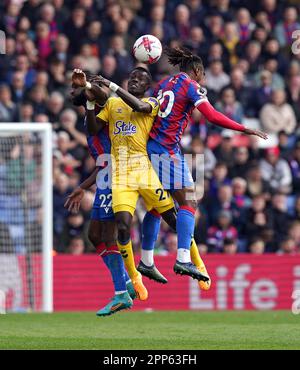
[244,128,268,140]
[64,187,85,213]
[72,69,88,88]
[90,75,111,88]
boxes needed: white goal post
[0,123,53,312]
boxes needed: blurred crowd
[0,0,300,255]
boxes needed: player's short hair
[165,46,204,74]
[131,66,152,82]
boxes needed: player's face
[127,70,150,97]
[70,84,85,106]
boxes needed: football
[132,34,162,64]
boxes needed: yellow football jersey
[97,96,159,163]
[96,96,174,216]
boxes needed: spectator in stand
[277,237,298,255]
[184,26,208,58]
[215,87,244,124]
[246,164,271,198]
[35,21,53,69]
[46,91,64,126]
[223,238,238,255]
[190,136,216,180]
[277,130,293,161]
[207,210,238,253]
[243,41,263,76]
[261,58,285,89]
[220,21,239,67]
[174,4,191,42]
[212,0,234,22]
[236,8,255,45]
[250,70,273,117]
[79,43,101,75]
[0,84,17,122]
[204,13,223,41]
[53,172,71,243]
[67,236,86,255]
[243,194,273,246]
[271,193,291,243]
[56,131,81,173]
[263,38,288,76]
[50,33,70,65]
[213,130,235,167]
[107,35,134,77]
[286,73,300,123]
[275,6,300,49]
[28,85,48,115]
[260,147,292,194]
[48,59,66,93]
[145,5,175,44]
[252,26,269,45]
[64,6,87,54]
[226,67,253,117]
[0,37,16,82]
[208,184,238,225]
[60,212,87,252]
[232,177,251,209]
[229,146,251,179]
[39,2,59,40]
[290,141,300,195]
[260,0,280,28]
[288,221,300,250]
[260,89,297,135]
[209,163,231,198]
[205,59,230,94]
[10,71,27,104]
[100,54,123,86]
[248,238,265,254]
[59,108,87,149]
[17,102,34,123]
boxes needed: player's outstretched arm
[93,75,152,113]
[72,69,107,135]
[198,101,268,140]
[64,167,99,213]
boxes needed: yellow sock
[190,239,204,268]
[117,239,139,280]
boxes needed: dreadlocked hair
[165,46,204,73]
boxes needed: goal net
[0,123,53,313]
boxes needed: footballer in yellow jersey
[85,67,175,300]
[97,96,174,216]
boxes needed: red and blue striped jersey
[85,118,111,163]
[150,72,208,152]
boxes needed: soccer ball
[132,35,162,64]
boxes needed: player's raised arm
[64,167,100,213]
[93,70,153,113]
[197,100,268,140]
[72,69,108,135]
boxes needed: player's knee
[88,228,103,247]
[116,219,130,244]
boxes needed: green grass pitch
[0,311,300,350]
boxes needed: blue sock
[124,270,130,283]
[102,253,127,293]
[177,207,195,251]
[142,211,161,250]
[141,211,161,266]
